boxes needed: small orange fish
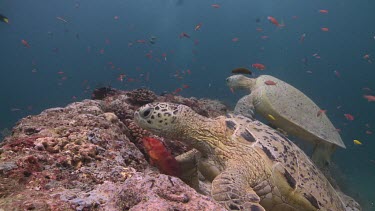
[321,27,329,32]
[334,70,340,78]
[363,54,372,63]
[21,39,30,48]
[232,37,239,42]
[319,10,329,14]
[344,114,354,121]
[267,16,280,27]
[136,39,146,44]
[252,63,266,70]
[317,109,327,117]
[142,137,180,177]
[211,4,220,8]
[363,95,375,102]
[264,80,277,85]
[145,52,152,59]
[173,88,182,94]
[117,74,126,82]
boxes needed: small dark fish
[0,14,9,23]
[149,36,156,44]
[231,67,252,75]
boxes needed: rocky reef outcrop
[0,88,228,211]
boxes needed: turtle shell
[252,75,345,148]
[224,114,347,210]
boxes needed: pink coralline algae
[0,88,228,210]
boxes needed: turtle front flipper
[176,149,219,195]
[175,149,201,190]
[211,168,265,211]
[234,94,255,119]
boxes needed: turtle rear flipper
[336,191,361,211]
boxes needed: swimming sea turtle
[226,74,345,168]
[134,102,360,211]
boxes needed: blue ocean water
[0,0,374,209]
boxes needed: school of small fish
[2,2,374,171]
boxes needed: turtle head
[226,75,255,92]
[135,102,180,137]
[135,102,224,155]
[134,102,196,139]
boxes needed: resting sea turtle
[134,102,360,211]
[226,74,345,168]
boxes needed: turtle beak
[230,87,235,94]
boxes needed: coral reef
[0,88,228,210]
[91,86,117,100]
[125,88,157,106]
[117,172,225,211]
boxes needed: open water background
[0,0,374,209]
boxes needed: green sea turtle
[134,102,360,211]
[226,74,345,168]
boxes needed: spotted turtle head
[134,102,186,137]
[226,75,255,91]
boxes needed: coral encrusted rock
[0,88,229,211]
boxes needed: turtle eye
[142,108,152,118]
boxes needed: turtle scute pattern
[135,103,360,211]
[255,75,345,148]
[224,113,346,211]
